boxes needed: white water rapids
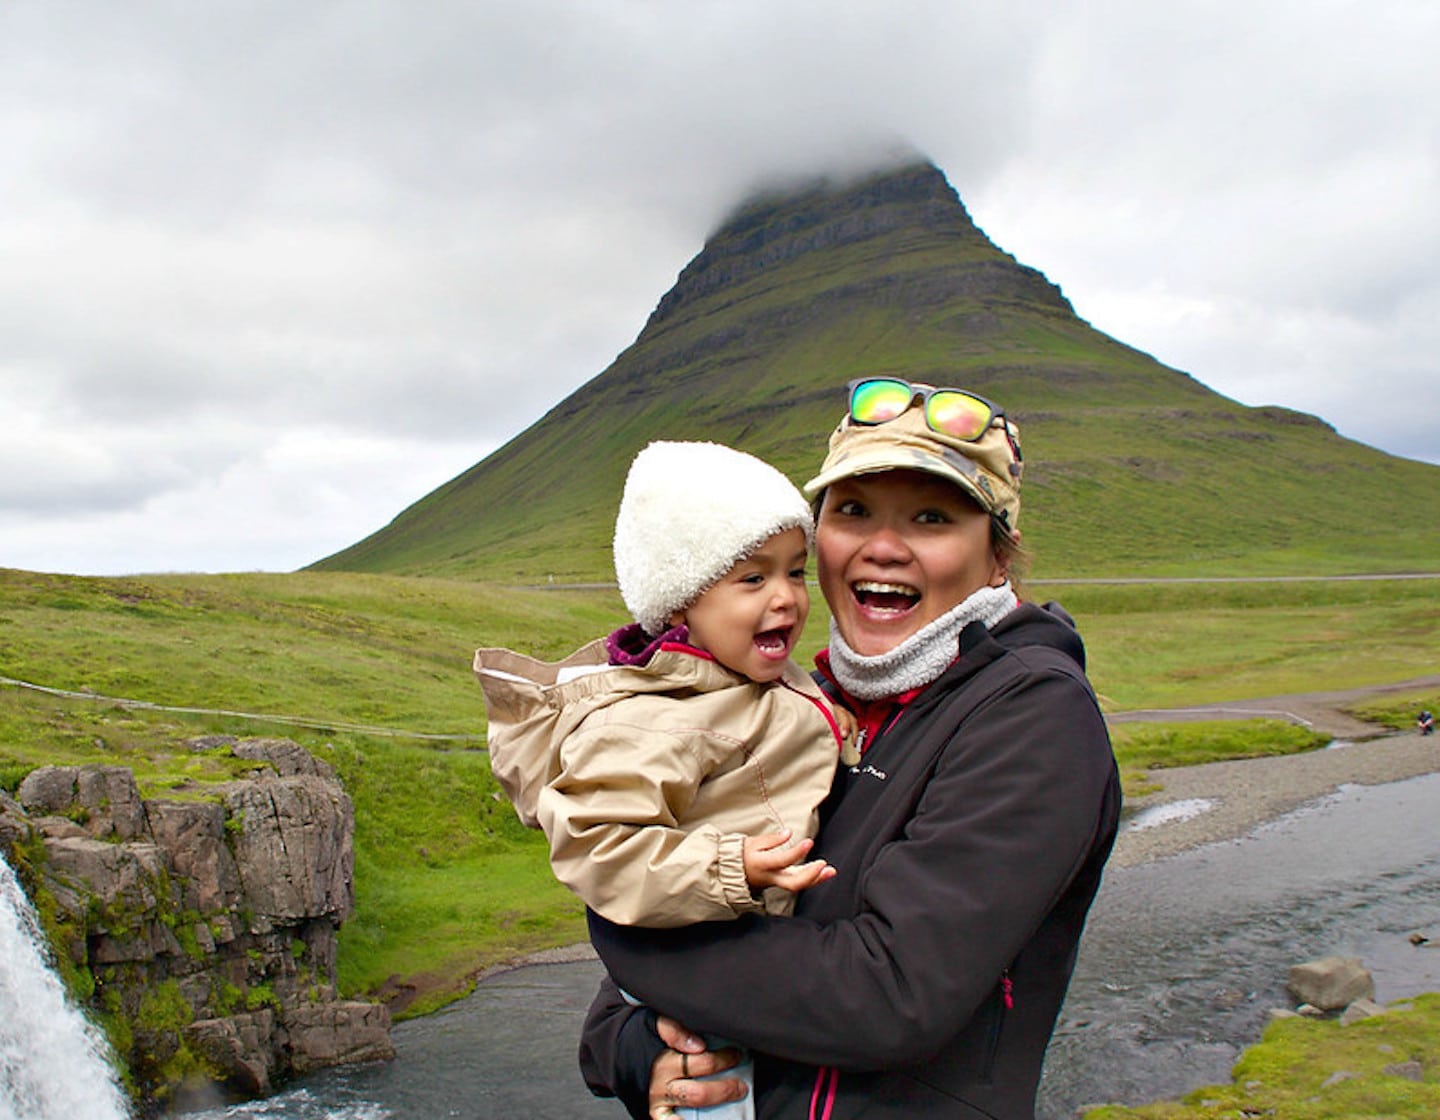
[0,852,130,1120]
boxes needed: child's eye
[915,508,951,525]
[788,567,807,581]
[739,572,765,585]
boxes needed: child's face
[672,527,810,683]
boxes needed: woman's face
[817,469,1005,657]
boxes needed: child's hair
[613,441,814,636]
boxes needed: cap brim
[803,447,995,513]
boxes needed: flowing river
[177,770,1440,1120]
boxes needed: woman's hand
[742,829,836,893]
[649,1016,746,1119]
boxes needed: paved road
[1108,674,1440,738]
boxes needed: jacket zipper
[808,1065,839,1120]
[806,977,1011,1111]
[981,969,1013,1081]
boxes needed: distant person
[1420,709,1435,736]
[580,379,1121,1120]
[476,440,855,1120]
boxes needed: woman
[579,378,1122,1120]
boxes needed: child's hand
[742,829,835,893]
[832,705,860,764]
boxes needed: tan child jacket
[476,638,852,928]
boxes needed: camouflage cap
[803,403,1023,530]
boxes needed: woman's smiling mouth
[852,581,920,616]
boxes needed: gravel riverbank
[1114,731,1440,866]
[1112,677,1440,868]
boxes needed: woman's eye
[915,508,950,525]
[835,499,866,517]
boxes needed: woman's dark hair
[992,515,1029,595]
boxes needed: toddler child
[476,440,855,1119]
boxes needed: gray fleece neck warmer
[826,582,1018,701]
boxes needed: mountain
[310,161,1440,581]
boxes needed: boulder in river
[1286,955,1375,1011]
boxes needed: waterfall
[0,851,130,1120]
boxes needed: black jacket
[581,602,1122,1119]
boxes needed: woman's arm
[588,668,1118,1069]
[580,977,746,1119]
[579,975,666,1117]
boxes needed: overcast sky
[4,1,1436,576]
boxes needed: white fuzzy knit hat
[614,441,814,636]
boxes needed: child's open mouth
[853,580,920,617]
[754,627,792,657]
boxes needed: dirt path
[1109,675,1440,867]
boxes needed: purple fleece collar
[606,622,690,667]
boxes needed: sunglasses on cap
[847,377,1022,462]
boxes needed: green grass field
[4,566,1440,1021]
[0,567,622,1011]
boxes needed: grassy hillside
[5,566,1440,1013]
[311,162,1440,582]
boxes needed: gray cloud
[1,0,1435,574]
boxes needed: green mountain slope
[311,161,1440,580]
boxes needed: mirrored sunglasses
[848,377,1001,442]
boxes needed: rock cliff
[0,737,393,1108]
